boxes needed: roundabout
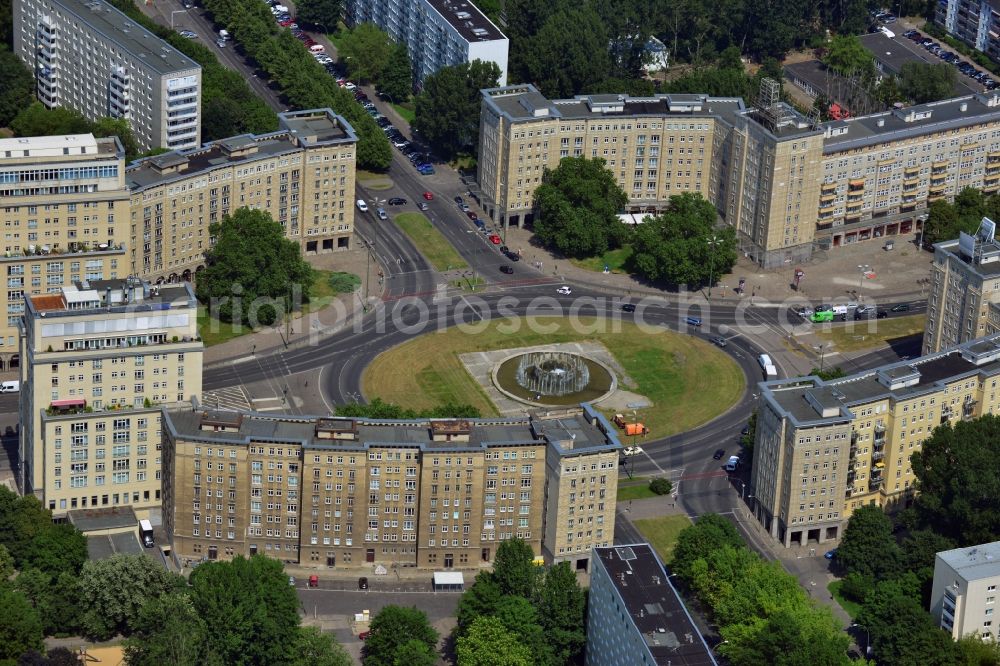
[493,349,615,407]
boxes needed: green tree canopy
[79,553,182,640]
[292,626,352,666]
[339,24,393,85]
[520,7,611,98]
[900,62,957,104]
[911,414,1000,545]
[90,117,140,162]
[379,43,413,103]
[455,572,503,634]
[836,504,902,581]
[189,555,301,666]
[413,59,501,159]
[10,103,92,137]
[0,587,44,662]
[823,35,876,78]
[387,639,435,666]
[0,49,35,128]
[0,488,86,576]
[455,616,534,666]
[671,513,743,581]
[921,187,1000,247]
[14,569,83,637]
[335,398,481,419]
[122,592,217,666]
[195,208,315,326]
[362,605,439,666]
[629,192,738,287]
[536,561,586,663]
[295,0,342,32]
[491,538,539,598]
[532,156,629,258]
[718,605,853,666]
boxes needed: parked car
[358,577,369,590]
[622,303,636,313]
[387,197,407,205]
[824,549,838,560]
[685,316,702,327]
[623,446,644,456]
[359,631,371,641]
[488,234,501,244]
[556,286,572,295]
[500,264,513,274]
[713,448,726,460]
[418,165,435,175]
[877,310,889,319]
[890,303,911,312]
[454,196,464,204]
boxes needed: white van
[309,44,325,54]
[356,199,368,213]
[725,455,740,472]
[758,354,777,378]
[0,380,19,393]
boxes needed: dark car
[454,196,464,204]
[466,211,478,220]
[711,336,727,347]
[500,265,513,274]
[358,577,369,590]
[505,251,520,262]
[713,448,726,460]
[890,303,910,312]
[877,310,889,319]
[387,197,407,205]
[622,303,636,313]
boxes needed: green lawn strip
[813,314,926,353]
[570,245,633,274]
[391,103,416,124]
[828,580,862,620]
[618,483,658,501]
[394,212,468,271]
[632,515,693,563]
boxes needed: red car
[489,234,501,244]
[279,19,294,26]
[466,211,478,220]
[359,631,371,641]
[423,191,433,200]
[304,38,316,47]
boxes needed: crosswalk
[200,386,252,412]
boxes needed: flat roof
[934,237,1000,277]
[938,541,1000,581]
[42,0,199,75]
[126,109,355,191]
[424,0,505,43]
[433,571,465,585]
[67,506,137,532]
[594,544,717,665]
[859,32,978,97]
[164,403,621,455]
[26,279,195,318]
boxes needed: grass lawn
[570,245,633,274]
[391,103,415,124]
[394,212,468,272]
[449,154,477,171]
[356,170,394,190]
[362,318,744,436]
[813,314,925,352]
[632,515,693,563]
[617,479,657,501]
[828,580,863,620]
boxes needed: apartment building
[345,0,508,87]
[930,540,1000,641]
[124,109,357,282]
[586,544,718,666]
[0,133,131,372]
[751,332,1000,548]
[18,277,203,517]
[924,220,1000,354]
[937,0,1000,62]
[478,85,1000,265]
[161,404,620,571]
[13,0,202,152]
[477,83,823,268]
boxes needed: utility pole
[707,234,721,299]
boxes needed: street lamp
[814,343,827,373]
[857,264,869,297]
[851,623,871,658]
[170,9,187,28]
[362,197,385,312]
[707,234,722,299]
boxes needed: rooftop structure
[931,540,1000,640]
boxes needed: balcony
[931,161,949,172]
[848,180,865,191]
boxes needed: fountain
[515,352,590,396]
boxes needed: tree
[491,597,553,665]
[811,367,847,380]
[455,573,503,634]
[521,7,612,98]
[670,513,743,581]
[295,0,342,32]
[957,634,1000,665]
[455,616,534,666]
[79,553,182,640]
[189,556,301,666]
[0,544,14,581]
[0,587,44,662]
[837,504,901,581]
[91,117,140,162]
[195,208,315,326]
[491,538,538,598]
[823,35,876,78]
[291,626,351,666]
[379,43,413,103]
[535,562,586,664]
[10,103,92,137]
[649,478,673,495]
[413,59,501,159]
[362,605,438,666]
[0,49,35,128]
[533,157,629,258]
[922,188,988,246]
[900,62,956,103]
[123,592,217,666]
[339,24,393,85]
[388,640,435,666]
[911,414,1000,545]
[21,523,87,577]
[718,605,853,666]
[335,398,481,419]
[14,569,83,636]
[630,192,738,286]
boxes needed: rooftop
[165,403,621,454]
[425,0,506,43]
[126,109,355,191]
[938,541,1000,581]
[26,278,196,318]
[859,32,978,96]
[934,220,1000,277]
[67,506,138,532]
[41,0,199,75]
[0,134,120,159]
[594,544,717,665]
[762,333,1000,426]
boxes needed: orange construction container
[624,423,649,436]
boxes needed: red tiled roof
[30,294,66,311]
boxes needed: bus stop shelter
[432,571,465,592]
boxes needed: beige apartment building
[478,85,1000,266]
[930,540,1000,641]
[125,109,357,282]
[924,220,1000,354]
[477,83,823,268]
[0,133,131,372]
[162,404,621,571]
[18,277,203,517]
[751,332,1000,547]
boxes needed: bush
[649,478,673,495]
[328,272,361,294]
[840,571,874,604]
